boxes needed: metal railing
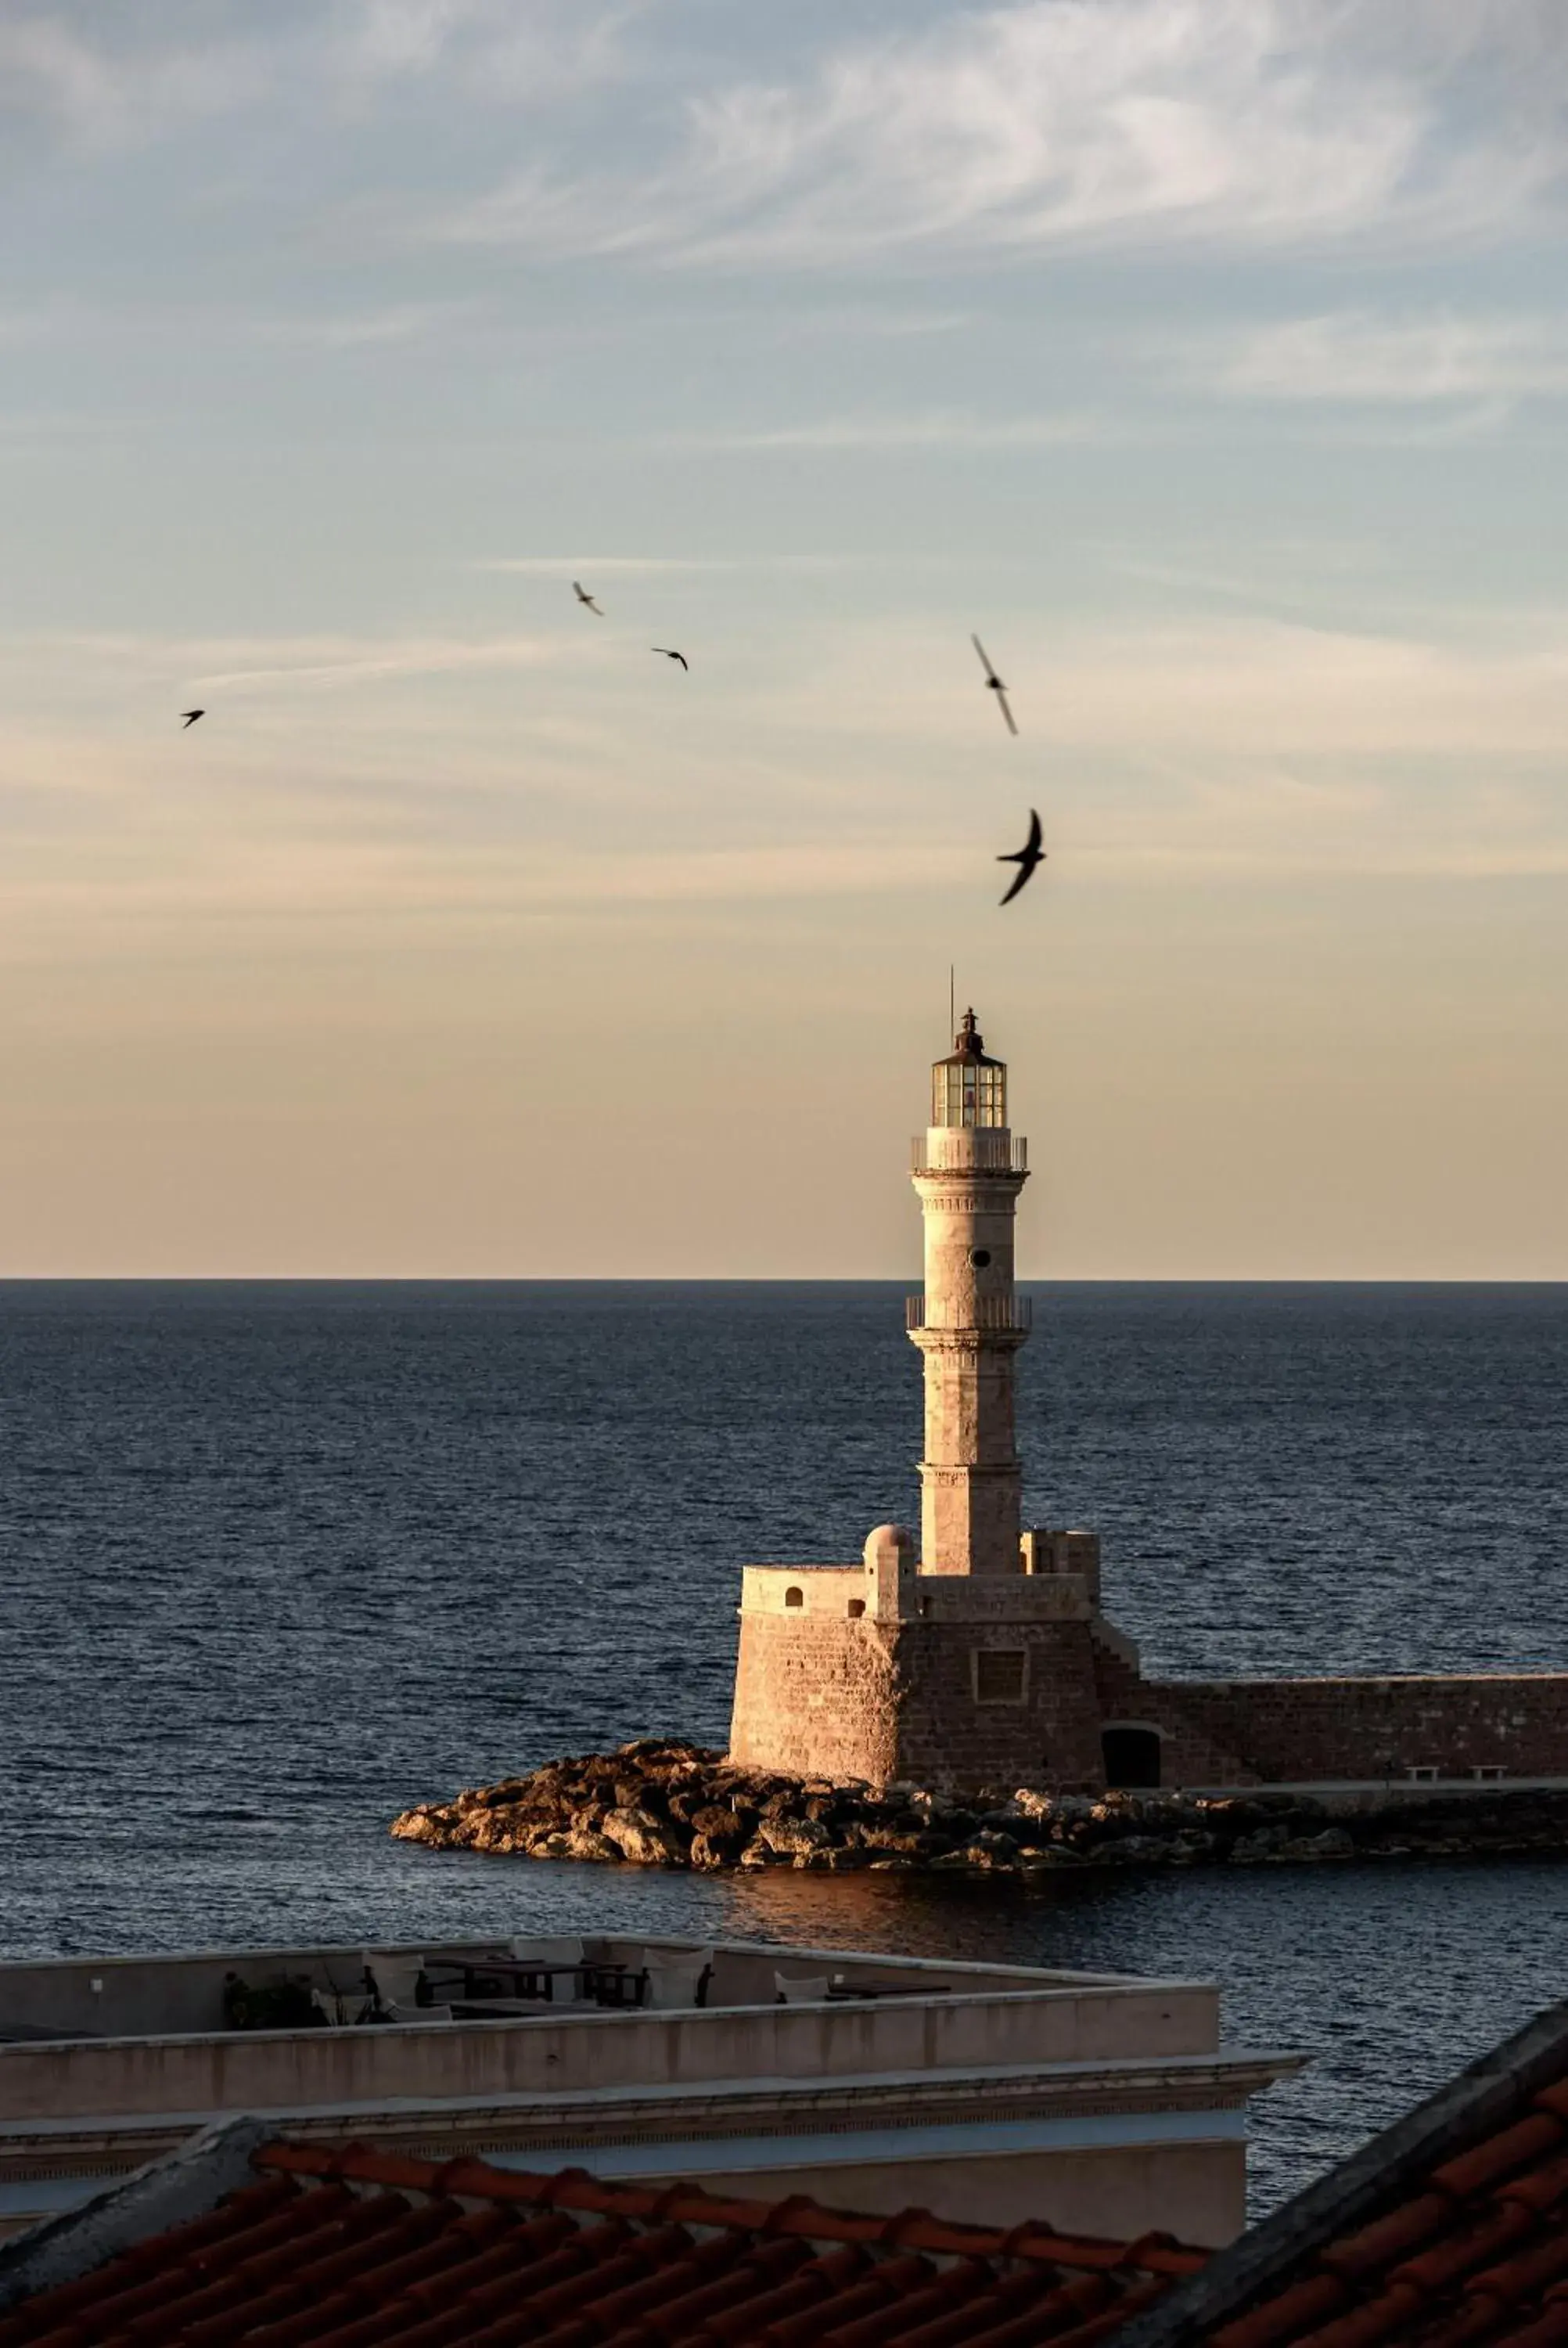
[910,1133,1028,1176]
[906,1294,1033,1333]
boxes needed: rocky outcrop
[390,1740,1568,1873]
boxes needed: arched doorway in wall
[1102,1724,1163,1789]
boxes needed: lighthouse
[723,1006,1525,1799]
[728,1007,1117,1793]
[908,1010,1030,1576]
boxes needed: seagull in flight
[998,809,1045,906]
[971,634,1018,736]
[180,710,205,728]
[652,647,689,671]
[573,581,603,615]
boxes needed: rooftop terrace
[0,1935,1300,2249]
[0,1934,1225,2127]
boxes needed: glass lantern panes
[932,1026,1007,1128]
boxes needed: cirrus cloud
[1215,311,1568,406]
[430,0,1568,268]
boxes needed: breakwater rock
[390,1740,1568,1873]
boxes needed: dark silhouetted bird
[971,634,1017,736]
[180,710,205,728]
[573,581,603,614]
[998,809,1045,905]
[653,647,689,670]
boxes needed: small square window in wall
[973,1649,1027,1705]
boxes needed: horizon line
[0,1274,1563,1289]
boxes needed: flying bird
[998,809,1045,906]
[573,582,603,615]
[652,647,689,671]
[971,634,1018,736]
[180,710,205,728]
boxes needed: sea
[1,1280,1565,2215]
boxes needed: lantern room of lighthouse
[908,1010,1030,1577]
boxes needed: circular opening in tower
[969,1248,992,1269]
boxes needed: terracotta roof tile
[1390,2204,1537,2293]
[1500,2155,1568,2217]
[1318,2197,1455,2278]
[0,2141,1203,2348]
[1213,2273,1352,2348]
[1430,2120,1568,2202]
[1115,2006,1568,2348]
[1271,2279,1433,2348]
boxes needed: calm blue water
[1,1280,1565,2213]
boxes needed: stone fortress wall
[728,1528,1568,1795]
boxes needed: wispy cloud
[426,0,1568,268]
[0,15,268,148]
[1214,311,1568,406]
[17,2,1568,269]
[322,0,643,105]
[185,632,567,693]
[8,610,1568,911]
[0,0,642,150]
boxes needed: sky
[2,0,1566,1277]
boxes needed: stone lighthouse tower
[728,1006,1124,1792]
[908,1010,1030,1576]
[724,1004,1502,1795]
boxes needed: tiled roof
[1208,2097,1568,2348]
[1114,1999,1568,2348]
[0,2139,1207,2348]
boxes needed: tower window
[784,1586,804,1609]
[847,1598,865,1619]
[973,1649,1027,1705]
[969,1248,991,1269]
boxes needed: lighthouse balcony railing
[906,1294,1033,1334]
[910,1133,1027,1175]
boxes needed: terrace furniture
[509,1936,588,1997]
[222,1972,322,2031]
[360,1952,437,2023]
[425,1938,715,2014]
[774,1972,833,2005]
[426,1958,577,2002]
[591,1967,649,2010]
[639,1949,714,2011]
[425,1955,620,2006]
